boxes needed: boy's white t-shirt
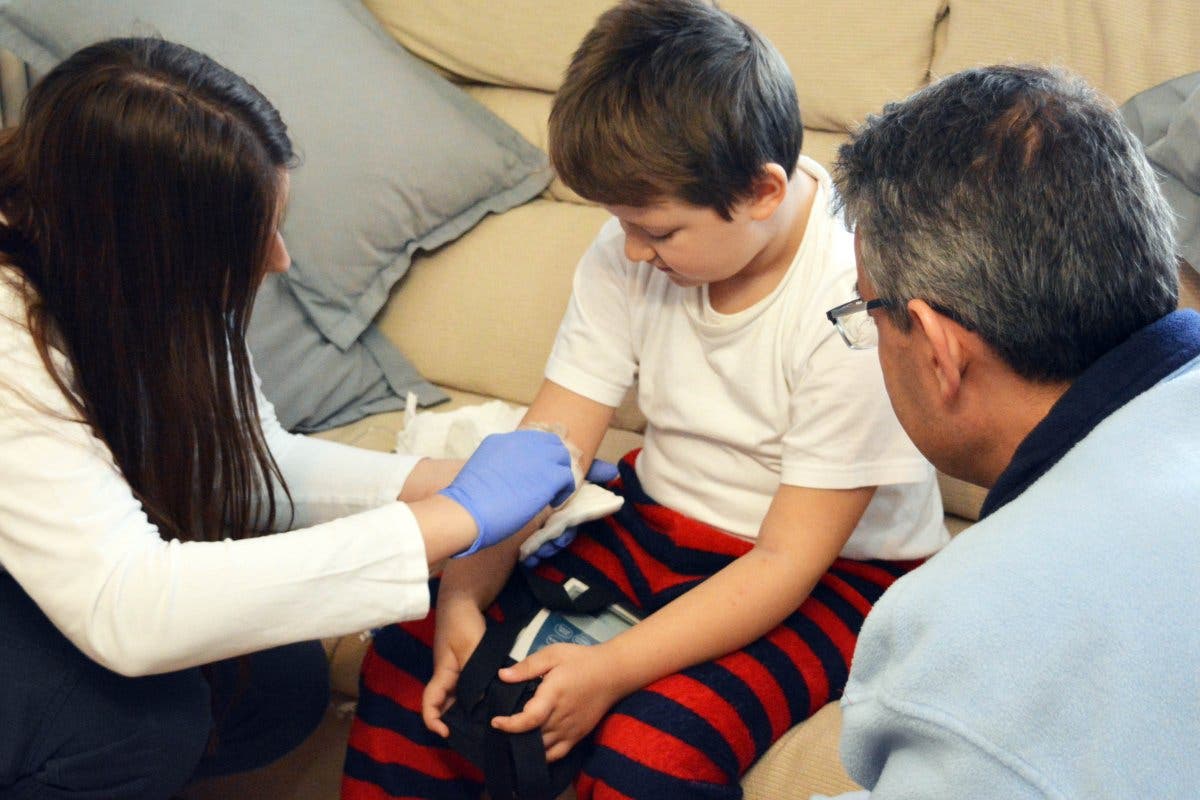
[545,157,948,560]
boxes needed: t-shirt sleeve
[781,311,931,490]
[543,218,638,407]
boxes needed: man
[818,64,1200,797]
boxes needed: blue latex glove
[583,458,619,485]
[522,527,577,568]
[519,458,618,567]
[439,430,574,558]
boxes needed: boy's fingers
[497,651,549,683]
[420,696,446,735]
[424,714,450,738]
[421,676,456,737]
[545,740,573,763]
[491,694,552,733]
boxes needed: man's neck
[970,377,1071,488]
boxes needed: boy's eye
[646,230,674,242]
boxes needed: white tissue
[397,393,623,560]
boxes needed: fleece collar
[980,309,1200,519]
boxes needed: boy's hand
[422,601,488,737]
[490,642,624,762]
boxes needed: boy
[346,2,946,797]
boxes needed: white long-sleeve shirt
[0,269,431,676]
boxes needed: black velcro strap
[522,569,617,614]
[443,570,620,799]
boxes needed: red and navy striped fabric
[344,453,919,799]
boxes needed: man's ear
[745,163,789,220]
[908,299,967,403]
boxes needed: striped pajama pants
[344,454,919,800]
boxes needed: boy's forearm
[598,546,829,697]
[599,484,874,697]
[438,534,521,609]
[520,380,616,470]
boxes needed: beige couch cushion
[362,0,613,90]
[931,0,1200,105]
[742,702,860,796]
[376,199,602,403]
[725,0,943,131]
[1182,264,1200,313]
[376,198,646,433]
[367,0,942,133]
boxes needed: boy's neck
[708,168,818,314]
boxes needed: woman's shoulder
[0,265,32,332]
[0,266,57,378]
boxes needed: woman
[0,37,595,798]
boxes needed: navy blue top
[981,308,1200,518]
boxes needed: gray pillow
[1121,72,1200,275]
[249,275,442,433]
[0,0,553,428]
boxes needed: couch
[313,3,1200,796]
[3,1,1199,798]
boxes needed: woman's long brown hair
[0,38,296,542]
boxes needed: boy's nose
[623,233,656,265]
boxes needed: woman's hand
[422,599,488,737]
[490,642,625,762]
[439,430,575,557]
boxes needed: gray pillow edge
[0,19,60,73]
[315,163,554,350]
[1121,72,1200,274]
[284,326,449,433]
[1,6,554,351]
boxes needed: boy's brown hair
[549,0,802,219]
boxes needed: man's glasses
[825,297,887,349]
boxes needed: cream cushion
[375,199,647,434]
[366,0,943,132]
[932,0,1200,105]
[362,0,613,90]
[722,0,944,131]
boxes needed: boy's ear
[745,163,789,220]
[908,299,967,403]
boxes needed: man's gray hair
[834,65,1178,381]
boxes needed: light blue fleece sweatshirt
[820,311,1200,799]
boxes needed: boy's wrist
[595,636,653,698]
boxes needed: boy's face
[604,196,770,288]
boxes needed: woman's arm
[253,377,436,527]
[0,318,576,676]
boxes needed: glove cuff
[437,486,487,558]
